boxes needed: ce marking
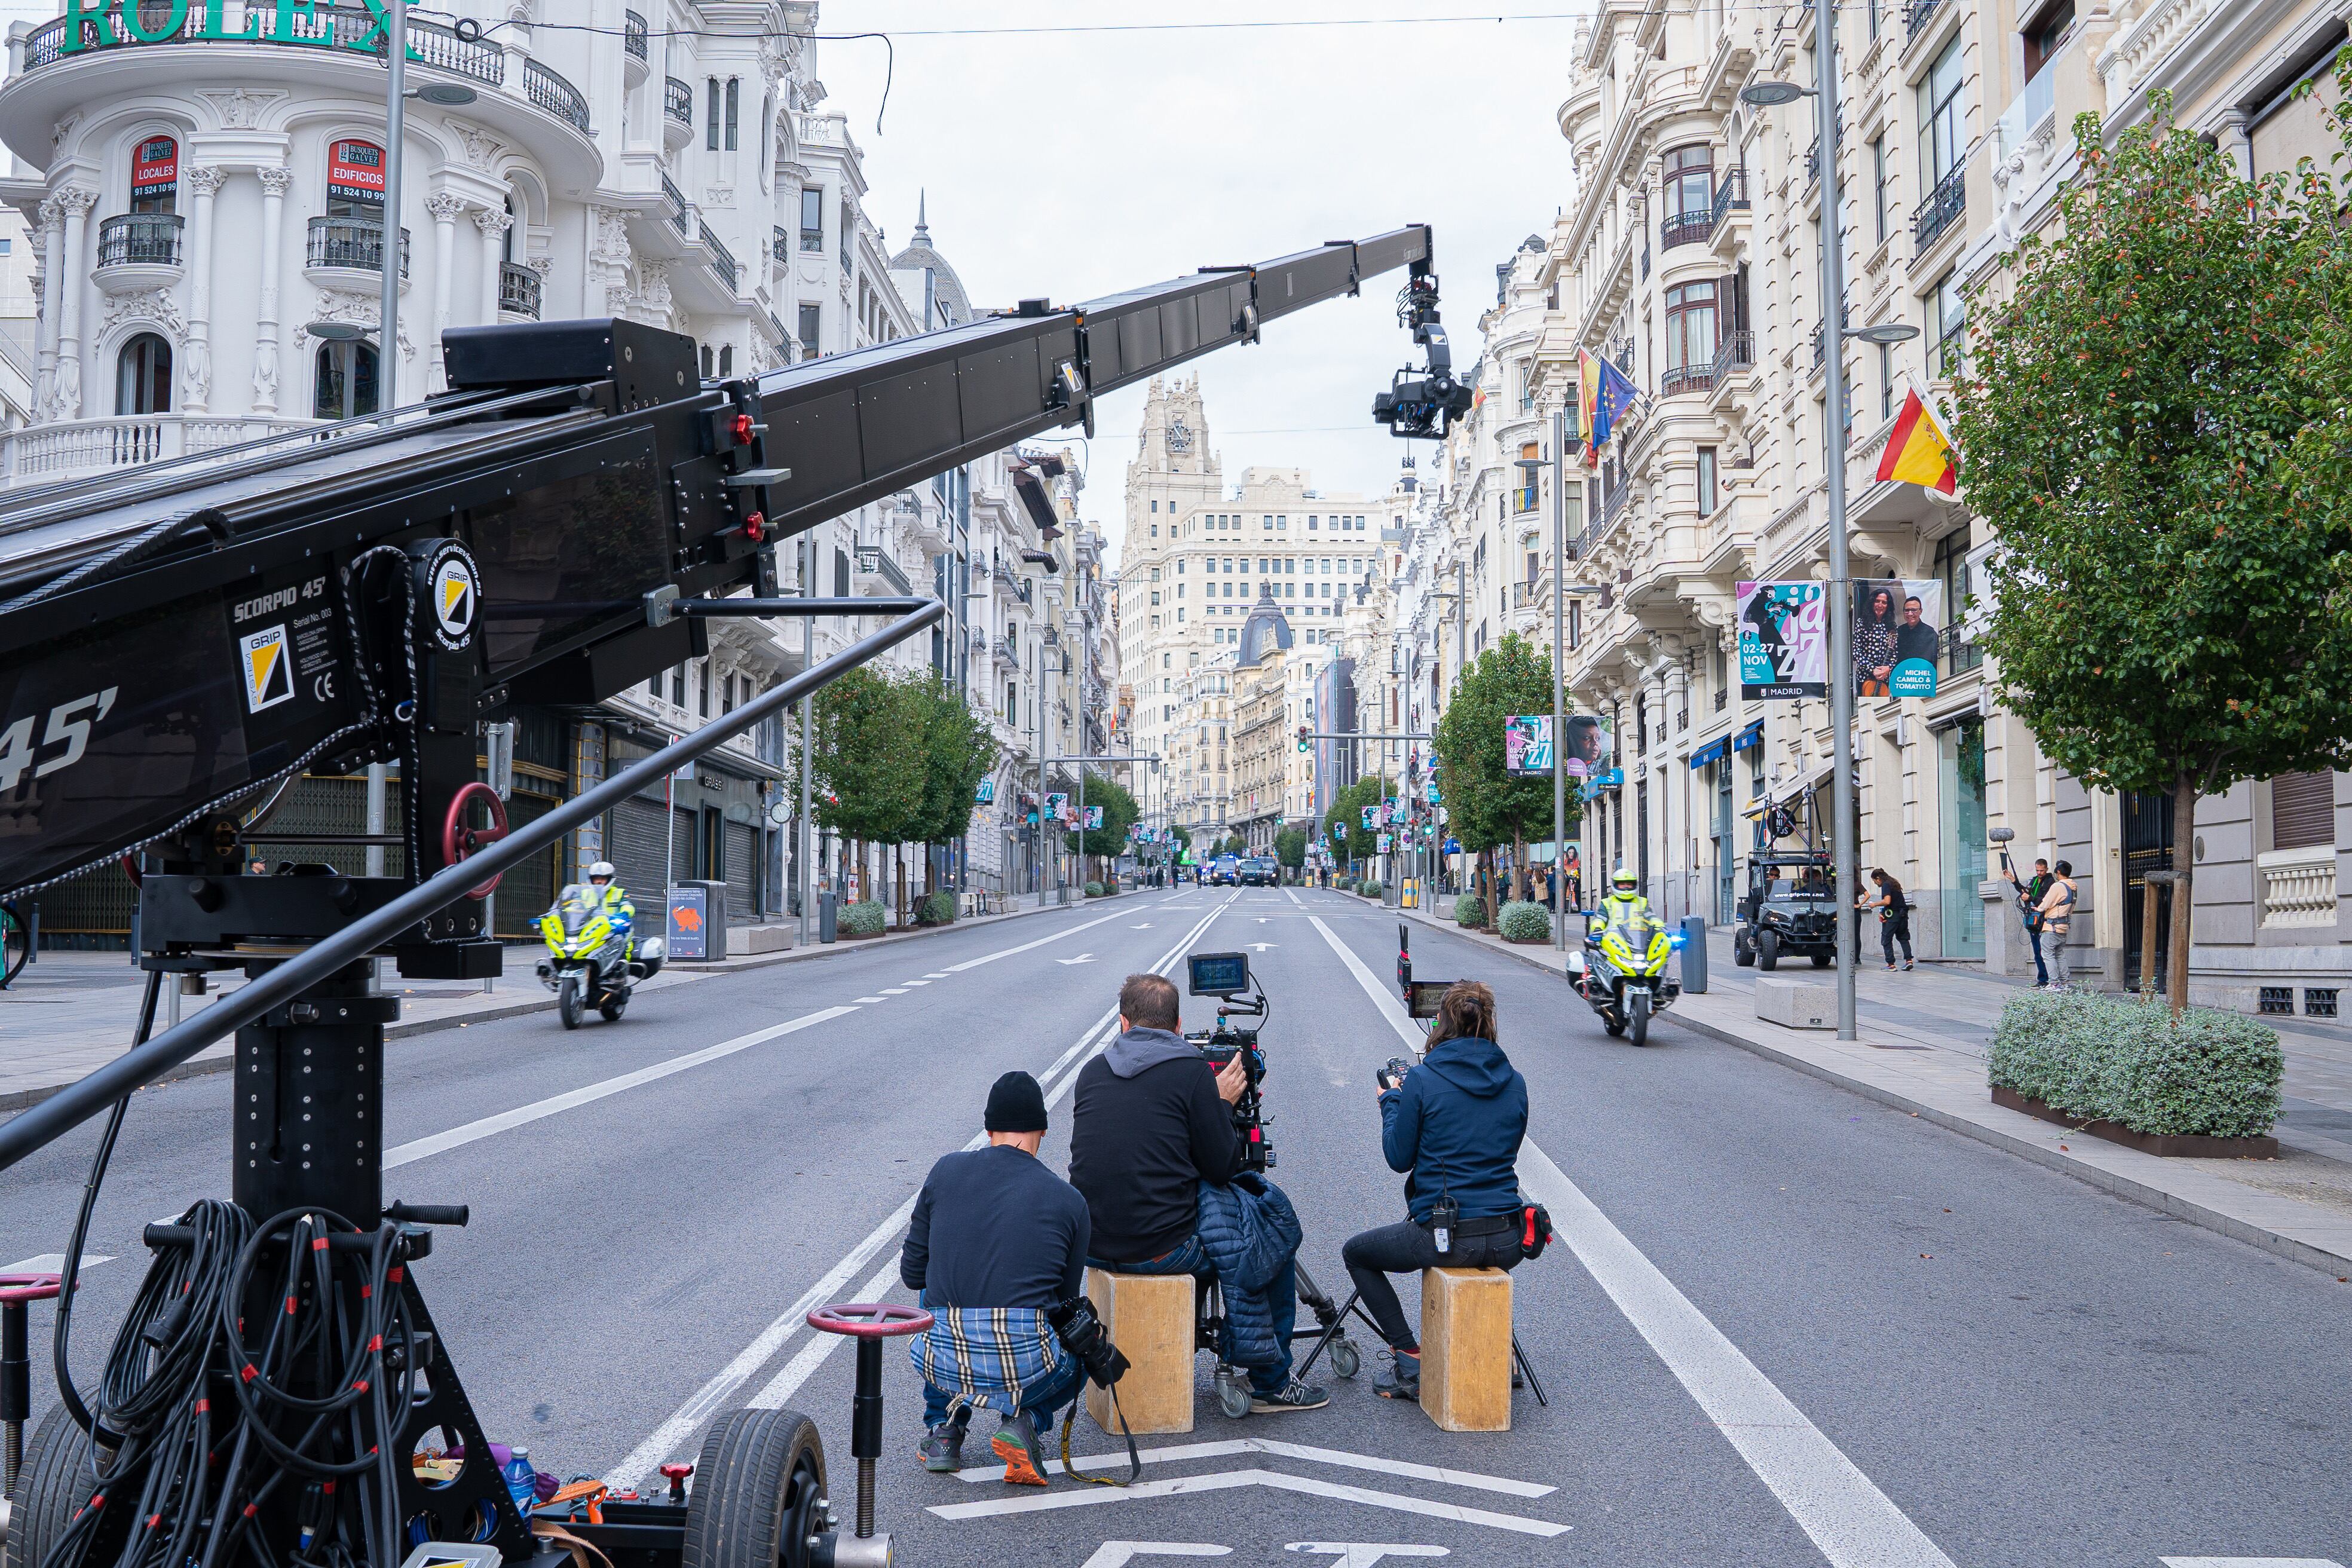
[313,671,336,702]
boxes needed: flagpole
[1817,0,1859,1043]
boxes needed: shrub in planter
[1452,896,1487,929]
[1497,900,1550,943]
[1987,989,2283,1138]
[920,890,957,926]
[840,899,887,936]
[1359,879,1383,899]
[1085,881,1105,898]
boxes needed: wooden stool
[1419,1267,1512,1432]
[1084,1268,1195,1435]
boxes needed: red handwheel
[441,783,509,899]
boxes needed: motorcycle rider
[1588,865,1649,939]
[584,861,635,958]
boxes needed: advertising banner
[1737,581,1828,700]
[328,139,388,204]
[1044,792,1067,823]
[1505,715,1552,776]
[1852,578,1944,699]
[131,136,177,201]
[1085,805,1104,829]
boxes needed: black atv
[1731,852,1839,971]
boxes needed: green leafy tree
[1274,826,1306,869]
[1434,634,1573,923]
[905,672,998,859]
[1955,99,2352,1013]
[1065,771,1140,861]
[1328,773,1394,865]
[798,666,924,886]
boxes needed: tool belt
[1419,1213,1518,1241]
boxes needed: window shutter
[2272,770,2336,851]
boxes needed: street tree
[1274,826,1306,871]
[1330,773,1395,868]
[905,671,998,896]
[1953,99,2352,1013]
[800,666,924,902]
[1434,633,1570,924]
[1066,771,1140,875]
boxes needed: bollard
[818,889,837,944]
[1679,915,1708,994]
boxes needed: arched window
[724,78,739,151]
[314,339,379,419]
[699,344,714,378]
[502,195,516,264]
[115,333,172,415]
[130,135,177,215]
[717,344,733,375]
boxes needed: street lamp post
[1520,436,1610,951]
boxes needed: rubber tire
[1810,952,1833,969]
[1217,1374,1252,1420]
[599,987,628,1022]
[558,973,584,1030]
[1757,930,1780,972]
[682,1408,826,1568]
[1732,933,1756,967]
[1330,1339,1362,1380]
[6,1405,107,1568]
[1629,996,1650,1048]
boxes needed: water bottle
[502,1447,537,1519]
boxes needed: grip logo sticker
[240,625,295,713]
[414,539,482,653]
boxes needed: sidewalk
[1396,896,2352,1278]
[0,887,1104,1113]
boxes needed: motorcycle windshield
[551,886,602,940]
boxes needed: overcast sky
[814,2,1587,569]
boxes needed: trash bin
[818,888,837,944]
[1679,915,1708,995]
[667,881,728,962]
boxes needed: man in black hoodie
[1067,972,1327,1413]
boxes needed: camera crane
[0,226,1449,1568]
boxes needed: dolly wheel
[6,1407,107,1568]
[683,1409,828,1568]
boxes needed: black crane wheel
[5,1407,115,1568]
[682,1408,828,1568]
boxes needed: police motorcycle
[535,864,664,1028]
[1566,873,1683,1046]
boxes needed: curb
[0,893,1097,1116]
[1392,902,2352,1279]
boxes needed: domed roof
[1236,584,1294,667]
[887,193,973,326]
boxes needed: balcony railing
[700,222,740,292]
[773,226,789,264]
[1915,164,1966,250]
[1905,0,1944,44]
[1660,209,1711,252]
[665,77,693,126]
[623,9,648,60]
[1659,363,1711,398]
[1710,169,1749,234]
[96,212,182,268]
[660,171,691,235]
[1710,329,1755,387]
[1509,581,1552,610]
[498,261,541,318]
[524,59,590,133]
[305,216,409,278]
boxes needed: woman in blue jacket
[1341,980,1529,1401]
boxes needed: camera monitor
[1405,978,1456,1021]
[1188,951,1251,997]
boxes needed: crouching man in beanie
[899,1070,1092,1486]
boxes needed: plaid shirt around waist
[908,1306,1062,1417]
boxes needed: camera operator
[1068,973,1328,1414]
[1342,981,1529,1402]
[899,1071,1090,1487]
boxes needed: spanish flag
[1875,387,1958,494]
[1577,351,1603,466]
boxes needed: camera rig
[1186,951,1273,1172]
[1369,262,1474,441]
[0,226,1446,1568]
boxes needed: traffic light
[1297,724,1310,753]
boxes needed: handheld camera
[1187,951,1273,1171]
[1376,1056,1413,1092]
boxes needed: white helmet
[587,861,616,882]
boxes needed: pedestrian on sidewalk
[1860,869,1913,971]
[2036,862,2078,989]
[2004,856,2053,987]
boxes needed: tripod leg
[1511,1334,1548,1407]
[1290,1287,1362,1379]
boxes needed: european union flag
[1589,354,1640,448]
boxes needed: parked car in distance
[1239,856,1279,886]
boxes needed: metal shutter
[724,821,755,923]
[2273,770,2336,850]
[607,796,673,903]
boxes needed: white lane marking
[1080,1546,1231,1568]
[1312,916,1957,1568]
[902,979,931,986]
[1284,889,1302,906]
[1287,1548,1448,1566]
[1521,1137,1956,1568]
[1056,953,1098,966]
[924,972,951,979]
[615,898,1232,1484]
[953,1438,1553,1497]
[5,1252,111,1275]
[880,988,909,995]
[745,1255,901,1410]
[1249,942,1276,953]
[2161,1561,2347,1567]
[609,1192,920,1489]
[853,996,886,1004]
[942,906,1141,973]
[1131,923,1155,929]
[384,1006,858,1171]
[928,1469,1567,1537]
[1306,918,1422,1054]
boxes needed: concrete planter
[1992,1085,2278,1159]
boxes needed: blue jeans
[2026,925,2048,986]
[915,1293,1086,1434]
[1091,1234,1297,1396]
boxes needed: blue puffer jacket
[1380,1036,1527,1223]
[1195,1172,1302,1367]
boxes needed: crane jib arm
[0,224,1432,903]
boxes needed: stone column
[474,204,512,322]
[253,166,292,414]
[425,191,466,390]
[53,186,96,420]
[180,166,225,415]
[33,198,59,419]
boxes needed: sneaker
[990,1412,1050,1487]
[916,1420,966,1474]
[1375,1349,1420,1402]
[1902,961,1914,972]
[1250,1377,1331,1414]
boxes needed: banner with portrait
[1851,579,1944,699]
[1737,581,1827,700]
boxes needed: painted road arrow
[1055,953,1098,966]
[928,1469,1566,1537]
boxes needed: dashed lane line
[927,1469,1568,1538]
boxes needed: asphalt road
[4,886,2348,1568]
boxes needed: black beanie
[985,1070,1049,1134]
